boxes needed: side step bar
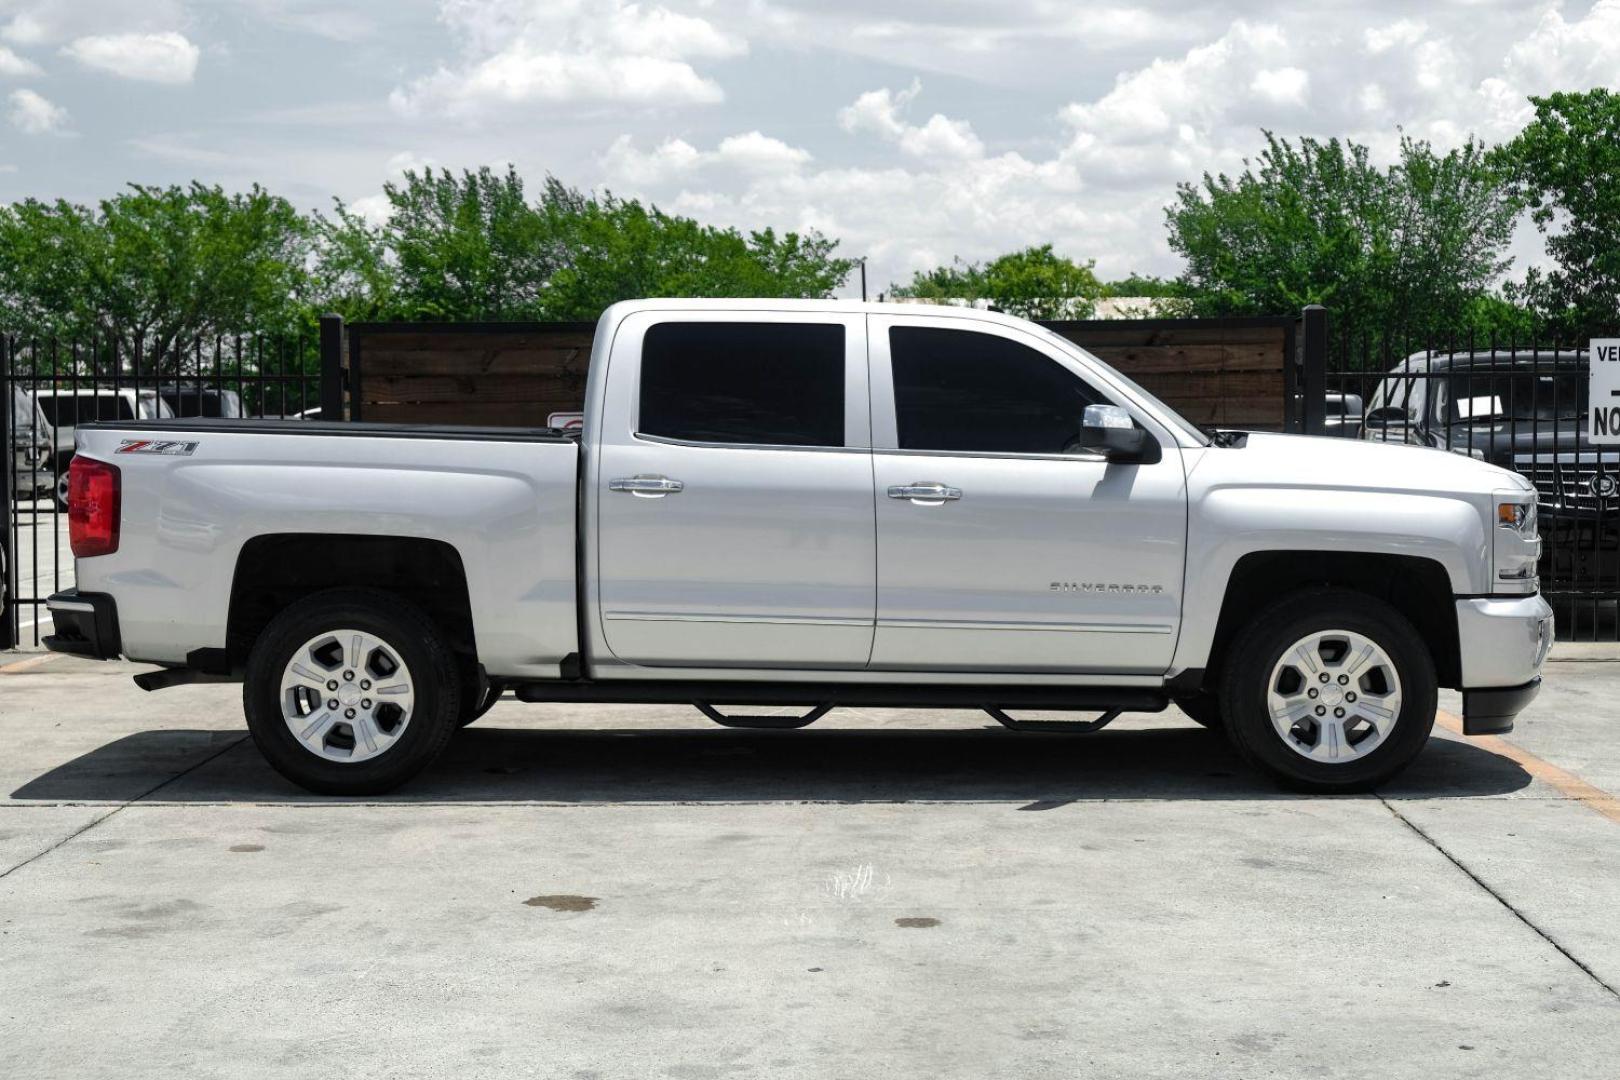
[514,679,1166,711]
[695,703,833,730]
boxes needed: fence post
[319,314,344,422]
[1,336,14,650]
[1300,304,1328,436]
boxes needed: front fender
[1172,486,1489,672]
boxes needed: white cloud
[2,2,188,46]
[7,86,65,133]
[838,81,983,161]
[601,130,811,185]
[0,44,40,75]
[63,31,199,84]
[1250,66,1309,107]
[393,0,746,116]
[1364,19,1426,54]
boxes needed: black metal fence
[4,310,1618,649]
[3,330,328,648]
[1326,326,1619,641]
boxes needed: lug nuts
[1315,705,1326,716]
[1334,707,1346,718]
[326,680,338,691]
[1319,672,1330,683]
[1308,688,1319,698]
[344,708,355,720]
[361,699,372,709]
[360,680,371,690]
[343,670,355,681]
[1338,674,1349,685]
[1346,692,1357,702]
[327,698,339,710]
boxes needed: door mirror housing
[1077,404,1160,464]
[1362,406,1408,429]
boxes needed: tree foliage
[1165,132,1519,344]
[1491,89,1620,339]
[0,183,311,354]
[889,244,1104,319]
[312,166,853,323]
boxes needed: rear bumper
[43,589,122,660]
[1462,678,1541,736]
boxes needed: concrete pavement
[1,653,1618,1078]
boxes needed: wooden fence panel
[349,317,1293,431]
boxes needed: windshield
[1437,371,1586,424]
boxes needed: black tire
[53,453,73,510]
[1173,693,1223,730]
[243,589,462,795]
[1219,587,1437,793]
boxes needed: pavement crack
[0,735,248,882]
[1379,796,1620,1002]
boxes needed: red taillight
[68,457,121,558]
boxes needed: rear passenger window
[889,327,1104,454]
[639,322,845,447]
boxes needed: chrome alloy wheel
[1266,629,1403,764]
[279,629,415,763]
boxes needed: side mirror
[1362,406,1408,429]
[1077,404,1160,464]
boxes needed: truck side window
[889,327,1104,454]
[640,322,845,447]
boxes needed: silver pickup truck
[46,300,1552,795]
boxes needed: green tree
[0,183,311,357]
[1165,132,1520,349]
[310,168,854,322]
[1491,89,1620,338]
[540,193,852,320]
[890,245,1103,318]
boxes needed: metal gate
[1325,326,1619,641]
[3,331,331,649]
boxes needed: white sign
[1594,340,1620,445]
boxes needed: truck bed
[71,418,581,678]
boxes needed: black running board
[515,678,1167,713]
[695,702,833,730]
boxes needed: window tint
[889,327,1104,454]
[640,322,845,447]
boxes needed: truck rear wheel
[243,589,461,795]
[1219,588,1436,793]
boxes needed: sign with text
[1594,340,1620,445]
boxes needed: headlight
[1493,495,1540,593]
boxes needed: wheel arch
[1198,551,1460,693]
[226,534,476,671]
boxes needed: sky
[0,0,1617,295]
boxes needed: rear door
[867,315,1187,674]
[592,311,875,669]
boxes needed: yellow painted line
[0,652,59,675]
[1437,709,1620,826]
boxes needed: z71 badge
[116,439,199,456]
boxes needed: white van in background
[32,388,173,507]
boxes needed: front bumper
[1455,594,1553,735]
[43,589,122,660]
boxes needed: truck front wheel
[1219,588,1437,793]
[243,589,462,795]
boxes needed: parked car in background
[48,300,1549,798]
[1323,391,1363,438]
[10,386,54,502]
[32,388,173,507]
[155,384,243,419]
[1362,350,1616,587]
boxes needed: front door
[593,311,875,669]
[868,316,1187,674]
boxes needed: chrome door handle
[887,481,962,504]
[609,474,685,497]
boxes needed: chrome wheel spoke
[279,628,414,765]
[1266,628,1403,765]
